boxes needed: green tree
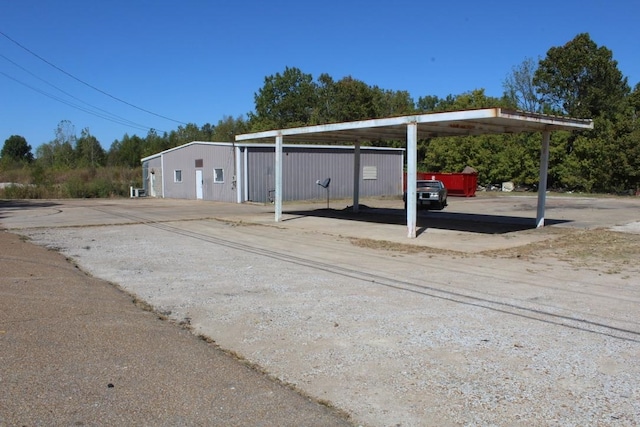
[415,95,441,112]
[311,74,380,123]
[503,57,544,112]
[629,83,640,112]
[531,34,636,192]
[35,143,54,168]
[417,89,513,175]
[200,123,214,141]
[35,121,77,169]
[1,135,34,164]
[108,134,144,168]
[250,68,414,132]
[533,33,630,119]
[141,129,170,158]
[416,89,508,114]
[50,120,77,169]
[373,87,415,117]
[249,66,318,130]
[75,128,105,168]
[211,115,249,141]
[561,105,640,193]
[168,123,208,147]
[328,76,379,122]
[445,89,509,110]
[311,73,337,124]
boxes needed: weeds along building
[140,141,404,203]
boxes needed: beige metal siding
[162,143,237,202]
[144,142,403,203]
[246,147,403,203]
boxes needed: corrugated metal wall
[162,143,237,202]
[360,150,404,196]
[143,142,403,203]
[246,146,403,203]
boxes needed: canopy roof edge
[235,108,593,144]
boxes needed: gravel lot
[4,196,640,426]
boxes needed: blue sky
[1,0,638,150]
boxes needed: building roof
[140,141,404,163]
[235,108,593,143]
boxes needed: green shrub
[0,184,45,199]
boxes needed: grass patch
[348,236,461,256]
[351,227,640,275]
[483,228,640,271]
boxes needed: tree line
[2,33,639,194]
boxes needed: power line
[1,70,158,133]
[0,30,188,125]
[0,53,165,134]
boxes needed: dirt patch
[350,227,640,275]
[484,228,640,273]
[348,236,462,256]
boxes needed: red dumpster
[404,171,478,197]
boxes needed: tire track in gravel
[85,206,640,344]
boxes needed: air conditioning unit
[130,187,146,198]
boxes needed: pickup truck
[403,180,448,210]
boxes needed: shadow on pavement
[0,200,62,219]
[284,206,571,235]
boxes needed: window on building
[195,159,203,168]
[174,170,182,183]
[213,168,224,183]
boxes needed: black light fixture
[316,178,331,209]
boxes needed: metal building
[140,141,404,203]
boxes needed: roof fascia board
[141,141,235,161]
[497,109,594,130]
[235,108,594,143]
[235,108,503,142]
[140,141,405,162]
[241,143,403,151]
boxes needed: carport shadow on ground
[283,206,571,235]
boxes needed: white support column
[235,145,242,203]
[275,134,283,222]
[406,122,418,238]
[352,141,361,212]
[243,147,249,202]
[160,153,165,198]
[536,131,551,228]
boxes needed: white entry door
[195,170,203,200]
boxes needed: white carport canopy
[236,108,593,238]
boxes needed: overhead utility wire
[1,71,154,133]
[0,53,165,133]
[0,30,188,125]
